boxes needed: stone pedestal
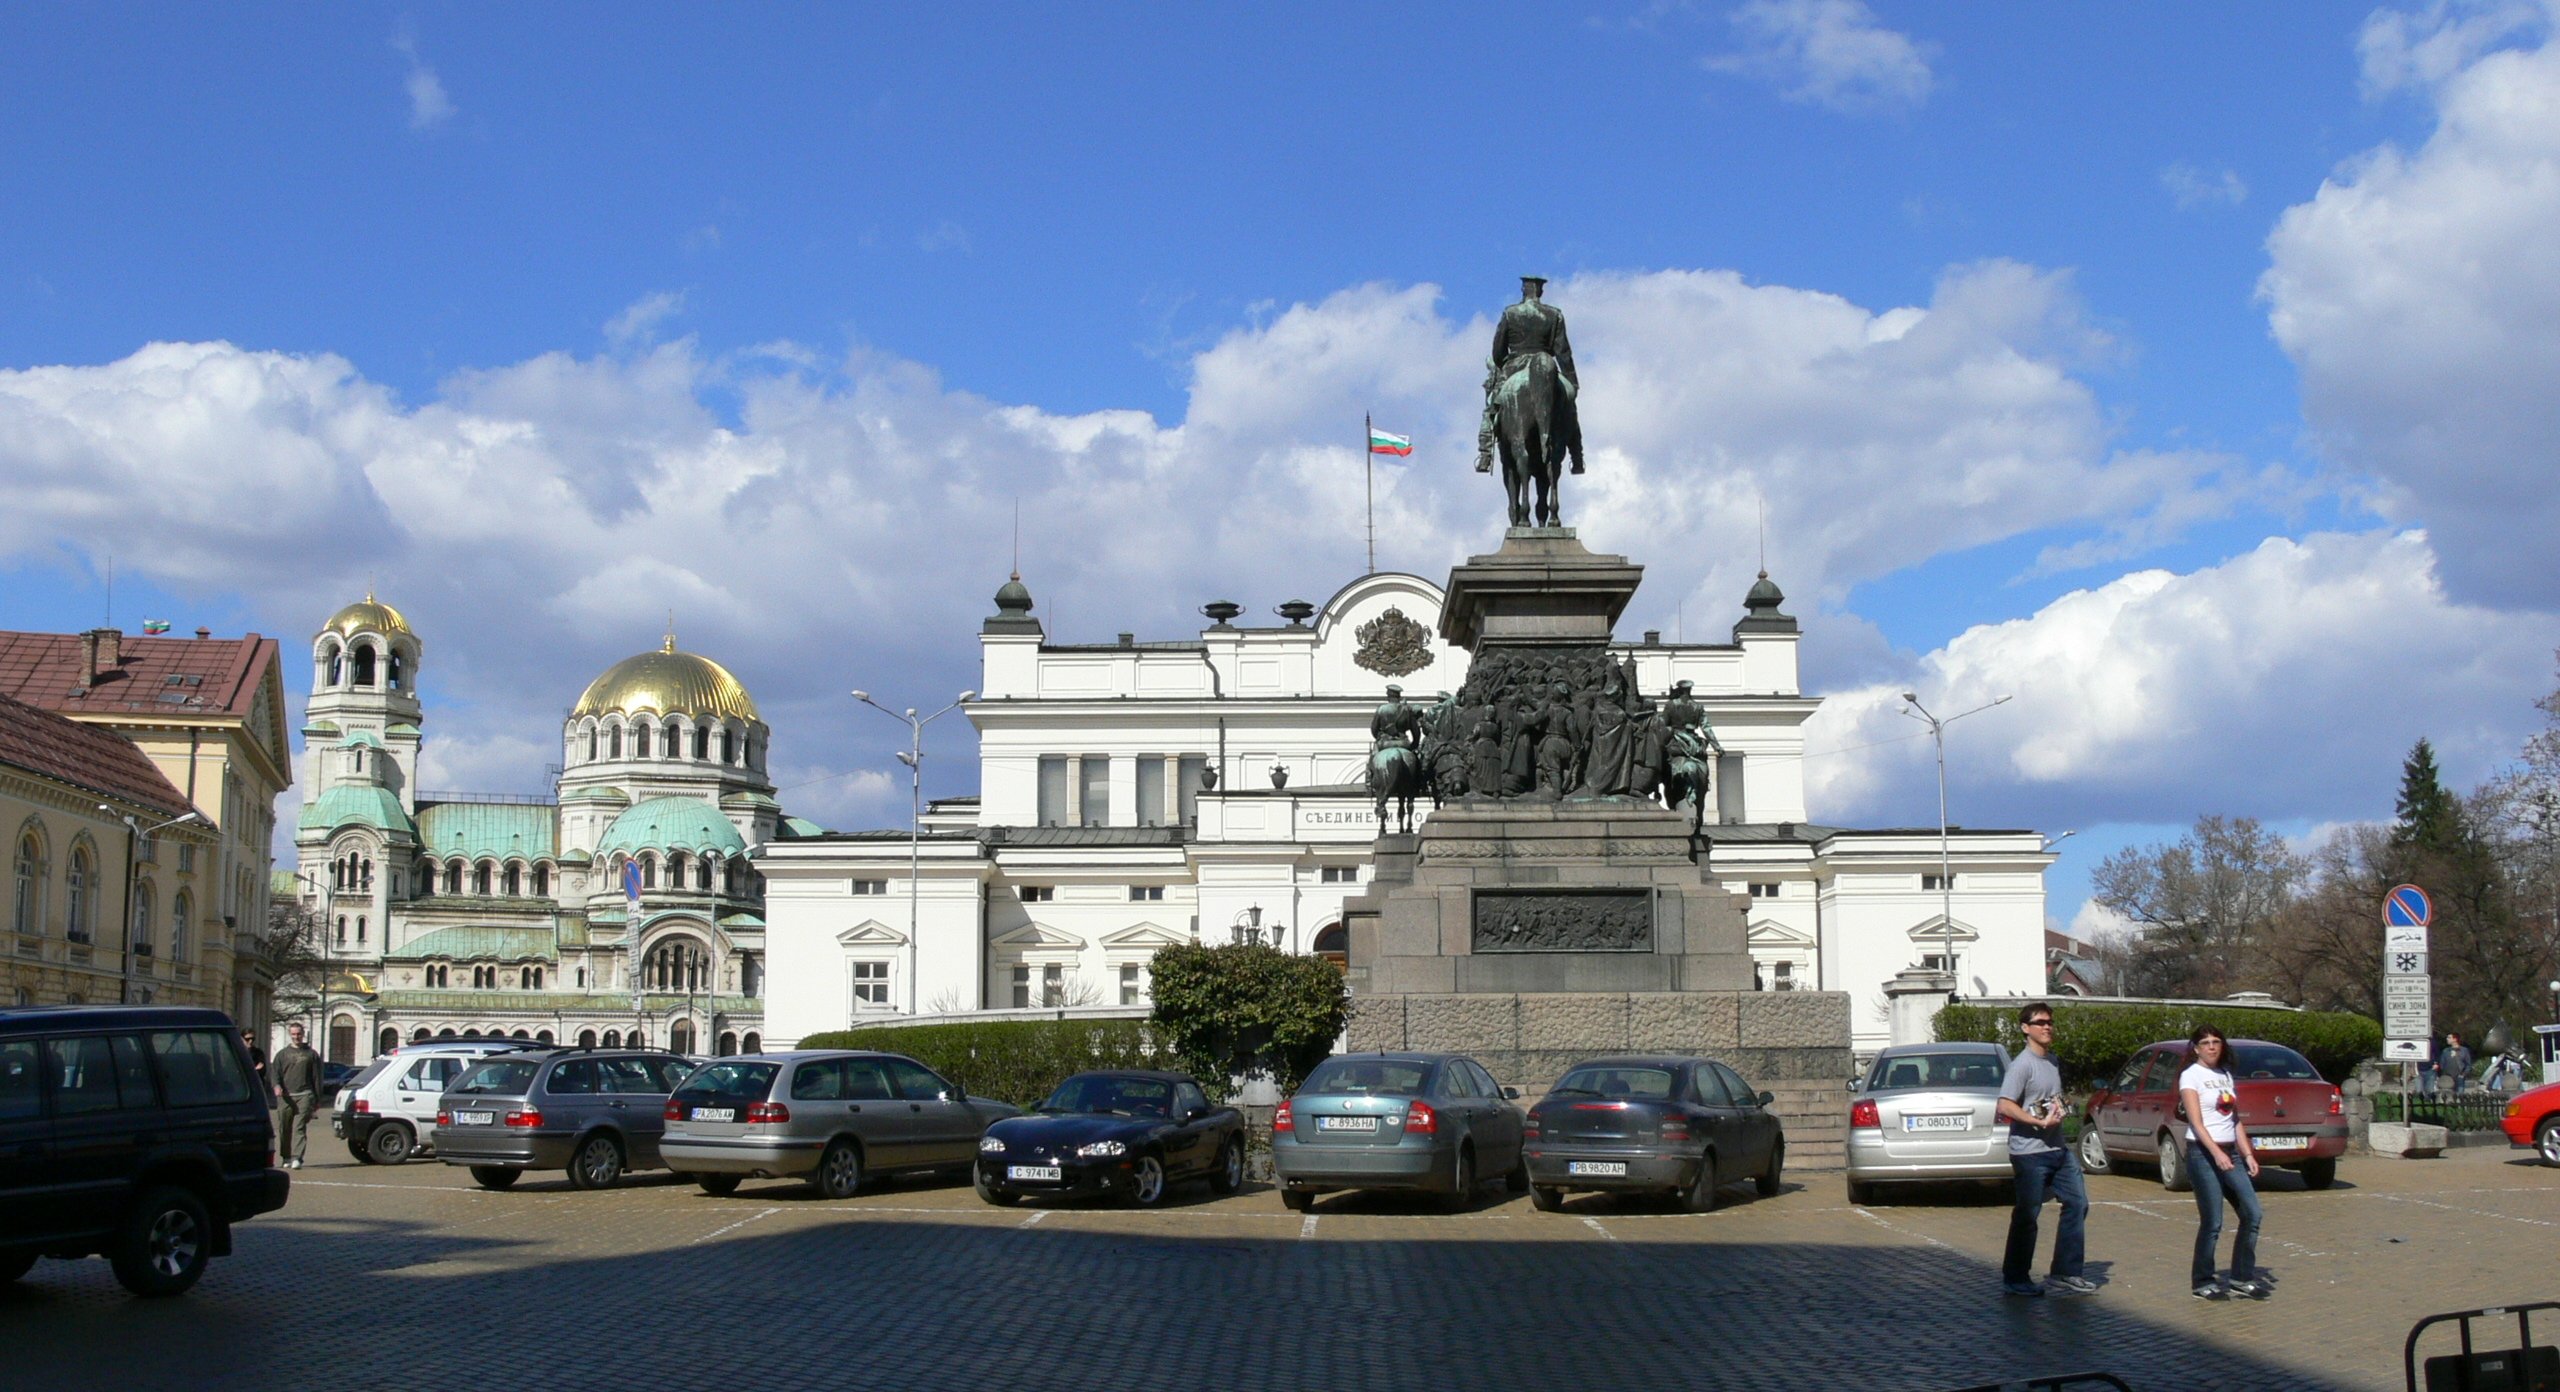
[1438,527,1644,650]
[1884,966,1958,1047]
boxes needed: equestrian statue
[1476,275,1585,528]
[1366,684,1428,834]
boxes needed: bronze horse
[1491,352,1577,528]
[1370,742,1424,834]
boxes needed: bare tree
[259,894,333,1024]
[2091,815,2306,999]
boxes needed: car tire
[1531,1184,1565,1212]
[1209,1137,1246,1196]
[469,1166,522,1191]
[365,1123,414,1166]
[567,1135,623,1192]
[1756,1140,1784,1199]
[1280,1186,1314,1212]
[813,1139,865,1200]
[2539,1117,2560,1167]
[348,1142,377,1166]
[2077,1124,2111,1173]
[0,1248,36,1284]
[695,1173,742,1197]
[2300,1158,2338,1190]
[1845,1178,1875,1206]
[1504,1153,1531,1196]
[2156,1133,2190,1192]
[1128,1152,1169,1208]
[109,1187,212,1298]
[975,1172,1020,1207]
[1681,1153,1722,1213]
[1440,1146,1475,1213]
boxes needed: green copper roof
[298,784,416,837]
[416,802,558,861]
[374,989,759,1014]
[391,926,560,962]
[718,912,767,929]
[561,785,632,804]
[385,722,421,736]
[596,796,746,859]
[780,816,827,838]
[338,730,386,749]
[271,869,303,898]
[720,790,780,809]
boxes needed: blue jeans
[2003,1149,2087,1285]
[2185,1142,2262,1287]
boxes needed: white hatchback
[332,1039,520,1164]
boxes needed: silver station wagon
[1843,1041,2013,1204]
[433,1049,697,1191]
[659,1050,1020,1198]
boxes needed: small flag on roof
[141,619,171,635]
[1368,427,1413,459]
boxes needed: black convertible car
[974,1070,1247,1207]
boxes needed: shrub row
[795,1019,1161,1108]
[1932,1000,2384,1086]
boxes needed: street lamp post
[1232,905,1265,947]
[1897,694,2011,992]
[852,688,976,1016]
[104,805,202,1005]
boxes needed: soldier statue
[1367,684,1427,832]
[1477,276,1586,528]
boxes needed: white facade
[762,567,2053,1054]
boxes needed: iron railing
[2373,1091,2513,1131]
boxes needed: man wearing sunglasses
[1995,1002,2095,1297]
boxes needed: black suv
[0,1005,289,1296]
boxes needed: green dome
[595,796,746,859]
[298,785,415,837]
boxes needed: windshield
[449,1059,541,1096]
[1868,1052,2007,1091]
[1040,1074,1174,1117]
[344,1058,394,1090]
[672,1061,779,1103]
[1299,1058,1432,1097]
[2228,1044,2322,1081]
[1549,1066,1677,1100]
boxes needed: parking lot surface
[5,1144,2552,1391]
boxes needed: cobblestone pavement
[6,1144,2554,1391]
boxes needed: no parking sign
[2382,884,2432,1061]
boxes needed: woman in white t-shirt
[2179,1025,2267,1300]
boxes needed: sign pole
[2381,883,2434,1123]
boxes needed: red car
[2076,1037,2346,1190]
[2499,1082,2560,1162]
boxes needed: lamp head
[957,690,977,702]
[1900,692,1917,704]
[850,689,870,703]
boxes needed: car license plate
[1567,1161,1627,1176]
[1008,1165,1063,1182]
[1904,1114,1970,1132]
[2255,1135,2309,1151]
[452,1110,496,1126]
[690,1107,735,1122]
[1316,1116,1378,1132]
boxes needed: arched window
[586,726,599,762]
[645,941,710,993]
[601,1030,621,1048]
[692,726,709,760]
[388,647,406,691]
[721,859,738,896]
[742,1032,761,1054]
[335,914,347,945]
[355,914,367,944]
[640,854,657,890]
[635,723,651,759]
[535,1030,554,1045]
[171,891,190,962]
[444,860,463,895]
[379,1027,399,1055]
[717,1030,737,1055]
[739,955,761,996]
[360,858,373,890]
[720,728,735,764]
[609,725,623,759]
[663,721,680,760]
[669,1020,696,1054]
[667,851,688,888]
[533,863,551,897]
[412,1027,431,1043]
[502,863,521,896]
[578,1029,598,1048]
[12,831,42,937]
[473,862,493,896]
[511,1029,530,1041]
[131,883,154,958]
[325,644,344,686]
[352,644,377,687]
[695,856,712,891]
[437,1028,456,1039]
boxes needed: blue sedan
[1273,1052,1527,1211]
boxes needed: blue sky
[5,2,2558,935]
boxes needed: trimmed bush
[795,1019,1159,1108]
[1933,1001,2383,1086]
[1147,942,1350,1101]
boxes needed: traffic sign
[2384,1038,2428,1061]
[2389,950,2429,977]
[2386,884,2433,928]
[2386,921,2429,951]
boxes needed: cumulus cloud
[2262,1,2560,608]
[1705,0,1935,114]
[604,291,687,347]
[393,35,455,130]
[2160,163,2249,209]
[2357,0,2549,94]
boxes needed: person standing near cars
[271,1024,323,1170]
[2179,1025,2268,1300]
[1996,1002,2095,1298]
[2438,1032,2473,1096]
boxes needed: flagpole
[1364,412,1376,575]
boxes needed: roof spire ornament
[663,612,677,654]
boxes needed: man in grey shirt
[1995,1001,2092,1297]
[270,1023,324,1171]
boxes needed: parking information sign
[2381,884,2432,1061]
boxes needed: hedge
[795,1019,1161,1108]
[1146,942,1350,1101]
[1932,1001,2383,1087]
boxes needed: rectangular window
[1128,885,1164,902]
[177,844,194,873]
[1041,963,1065,1007]
[137,839,156,865]
[1748,882,1779,899]
[851,879,889,896]
[1320,866,1358,884]
[1036,755,1071,827]
[1079,755,1111,827]
[1019,885,1054,903]
[1177,755,1206,824]
[1773,961,1796,991]
[0,1039,40,1122]
[1920,952,1955,973]
[1921,874,1955,891]
[148,1030,253,1107]
[1010,963,1031,1009]
[1119,963,1142,1005]
[1135,757,1166,827]
[850,960,890,1007]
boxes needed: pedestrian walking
[2438,1032,2473,1096]
[2179,1025,2268,1301]
[243,1028,272,1140]
[1997,1001,2094,1298]
[271,1023,324,1170]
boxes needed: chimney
[1642,630,1661,645]
[1117,632,1135,648]
[194,627,211,640]
[80,627,123,684]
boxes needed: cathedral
[286,597,808,1063]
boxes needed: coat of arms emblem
[1353,607,1434,677]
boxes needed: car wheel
[109,1187,211,1298]
[1128,1153,1169,1208]
[975,1171,1021,1207]
[1680,1153,1722,1213]
[365,1123,414,1166]
[1531,1185,1565,1212]
[2299,1158,2338,1190]
[695,1173,742,1197]
[567,1135,624,1192]
[1440,1146,1476,1212]
[469,1166,521,1191]
[1756,1140,1784,1199]
[813,1139,865,1200]
[2539,1118,2560,1167]
[1504,1152,1531,1196]
[1281,1186,1314,1212]
[1209,1137,1246,1196]
[2156,1133,2190,1193]
[348,1142,377,1166]
[2077,1123,2112,1173]
[1845,1178,1875,1206]
[0,1249,36,1284]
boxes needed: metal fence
[2371,1091,2511,1131]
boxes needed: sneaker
[2003,1281,2046,1299]
[288,1158,301,1170]
[2232,1278,2271,1300]
[2048,1274,2099,1295]
[2192,1282,2229,1301]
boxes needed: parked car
[2079,1038,2346,1190]
[1843,1042,2012,1205]
[318,1061,359,1104]
[332,1038,520,1164]
[660,1050,1021,1198]
[2499,1080,2560,1162]
[434,1049,698,1190]
[973,1070,1246,1207]
[1522,1055,1786,1212]
[0,1005,290,1297]
[1272,1052,1526,1212]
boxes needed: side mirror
[937,1090,954,1103]
[1758,1091,1775,1108]
[1849,1075,1864,1091]
[1182,1105,1205,1123]
[1500,1086,1521,1100]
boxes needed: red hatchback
[2499,1082,2560,1162]
[2076,1038,2346,1190]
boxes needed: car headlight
[978,1135,1006,1153]
[1076,1139,1127,1158]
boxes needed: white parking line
[1849,1206,1966,1254]
[1579,1217,1617,1242]
[295,1180,490,1193]
[2377,1192,2560,1229]
[1017,1209,1050,1229]
[1299,1214,1319,1240]
[690,1206,781,1246]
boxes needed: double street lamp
[103,805,202,1005]
[851,688,975,1017]
[1897,693,2011,990]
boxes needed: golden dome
[325,594,412,640]
[570,636,760,722]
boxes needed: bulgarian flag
[1368,426,1414,459]
[141,619,171,635]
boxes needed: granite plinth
[1438,528,1644,651]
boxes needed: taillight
[436,1110,451,1126]
[664,1101,685,1122]
[353,1098,372,1114]
[1522,1111,1542,1139]
[1272,1100,1294,1133]
[503,1106,543,1128]
[2329,1089,2343,1117]
[1405,1100,1438,1135]
[1850,1099,1880,1129]
[746,1102,791,1125]
[1659,1114,1691,1143]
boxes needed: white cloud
[2066,899,2135,946]
[2261,3,2560,608]
[2357,0,2549,95]
[2160,162,2249,209]
[604,291,687,347]
[393,36,455,130]
[1705,0,1935,114]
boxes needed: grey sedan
[1272,1052,1526,1212]
[659,1051,1020,1198]
[1843,1041,2013,1204]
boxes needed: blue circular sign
[2387,884,2433,927]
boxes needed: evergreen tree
[2393,737,2464,852]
